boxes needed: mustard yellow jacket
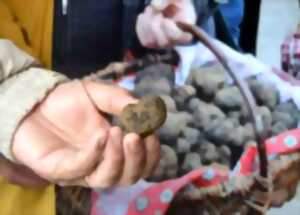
[0,1,58,215]
[0,0,53,68]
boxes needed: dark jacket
[52,0,217,78]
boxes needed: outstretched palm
[12,81,160,188]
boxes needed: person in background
[0,0,221,214]
[219,0,245,46]
[281,23,300,79]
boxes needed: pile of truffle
[133,63,300,182]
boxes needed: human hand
[12,81,160,188]
[136,0,196,48]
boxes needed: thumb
[83,81,138,116]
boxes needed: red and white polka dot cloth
[281,29,300,79]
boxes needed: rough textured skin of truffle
[150,144,178,181]
[181,153,202,174]
[120,95,167,138]
[159,94,177,112]
[158,112,192,142]
[248,78,279,109]
[181,127,203,147]
[272,111,297,129]
[172,85,197,110]
[176,138,191,154]
[187,64,226,98]
[131,64,300,182]
[134,77,172,97]
[193,102,226,129]
[215,86,243,110]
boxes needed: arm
[0,40,160,188]
[0,40,67,161]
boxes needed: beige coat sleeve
[0,39,68,161]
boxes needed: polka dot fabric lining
[92,129,300,215]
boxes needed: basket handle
[86,22,268,178]
[176,22,269,178]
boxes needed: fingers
[152,14,169,47]
[84,81,138,116]
[136,7,157,48]
[49,129,159,188]
[85,127,124,188]
[118,133,146,186]
[136,6,193,48]
[142,135,161,178]
[84,130,157,188]
[40,131,107,181]
[161,18,192,45]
